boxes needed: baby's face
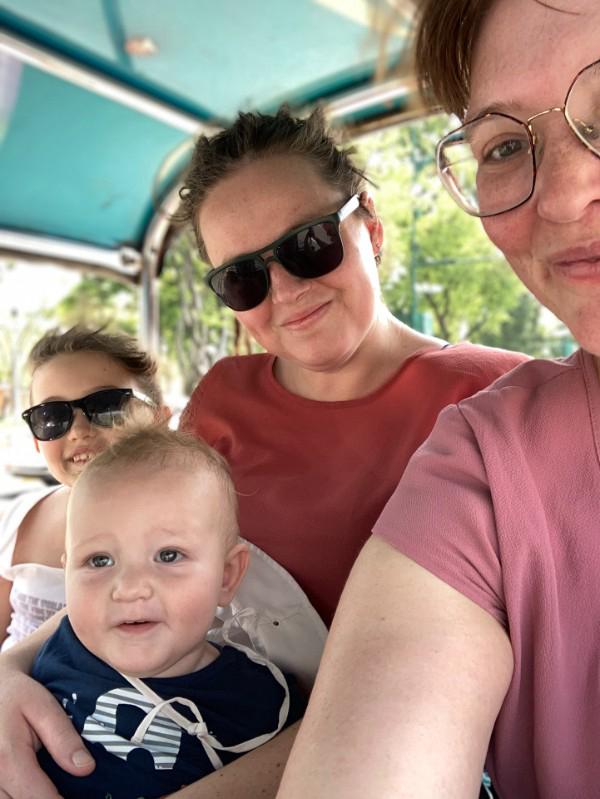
[65,466,239,678]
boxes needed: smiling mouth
[554,257,600,280]
[71,452,96,465]
[118,620,157,629]
[283,302,330,327]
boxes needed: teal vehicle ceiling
[0,0,420,325]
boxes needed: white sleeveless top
[0,485,66,651]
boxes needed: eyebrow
[465,101,531,124]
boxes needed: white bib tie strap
[119,609,290,772]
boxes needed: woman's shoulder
[407,341,529,388]
[419,341,528,370]
[180,354,274,431]
[0,487,61,556]
[194,354,273,392]
[5,486,67,570]
[436,351,588,445]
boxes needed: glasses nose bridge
[262,249,301,284]
[526,105,566,145]
[67,401,95,437]
[262,248,288,271]
[70,396,90,417]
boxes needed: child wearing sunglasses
[32,426,304,799]
[0,326,167,650]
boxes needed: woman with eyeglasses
[0,110,525,798]
[274,2,600,798]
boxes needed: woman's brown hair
[414,0,493,118]
[174,106,370,262]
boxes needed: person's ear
[359,191,384,261]
[218,541,250,607]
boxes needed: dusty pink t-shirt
[375,349,600,799]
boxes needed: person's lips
[549,243,600,280]
[115,620,159,635]
[280,301,331,329]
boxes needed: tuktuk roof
[0,0,421,295]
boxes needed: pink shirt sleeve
[373,403,508,629]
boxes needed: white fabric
[0,486,65,650]
[209,539,328,692]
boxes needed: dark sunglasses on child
[22,387,154,442]
[205,194,361,311]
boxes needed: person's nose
[268,261,311,305]
[67,408,95,440]
[111,563,153,602]
[534,123,600,224]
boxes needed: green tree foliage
[50,239,243,395]
[159,228,240,395]
[53,275,138,336]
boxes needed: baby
[32,427,304,798]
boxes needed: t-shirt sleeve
[373,403,507,628]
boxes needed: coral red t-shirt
[181,343,525,625]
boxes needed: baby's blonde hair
[72,426,239,546]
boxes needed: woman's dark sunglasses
[22,387,154,442]
[205,194,361,311]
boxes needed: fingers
[0,673,94,799]
[22,686,95,776]
[0,755,64,799]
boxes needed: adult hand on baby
[0,666,94,798]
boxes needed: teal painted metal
[0,0,410,253]
[0,59,190,248]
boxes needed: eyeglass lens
[26,389,131,441]
[276,220,343,278]
[211,219,344,311]
[438,59,600,217]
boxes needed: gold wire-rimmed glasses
[436,57,600,217]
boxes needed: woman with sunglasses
[177,108,525,633]
[0,111,525,799]
[0,327,165,650]
[275,2,600,798]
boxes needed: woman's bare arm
[276,536,514,798]
[168,722,299,798]
[0,607,95,799]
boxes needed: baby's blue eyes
[156,549,183,564]
[88,554,114,568]
[85,549,183,568]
